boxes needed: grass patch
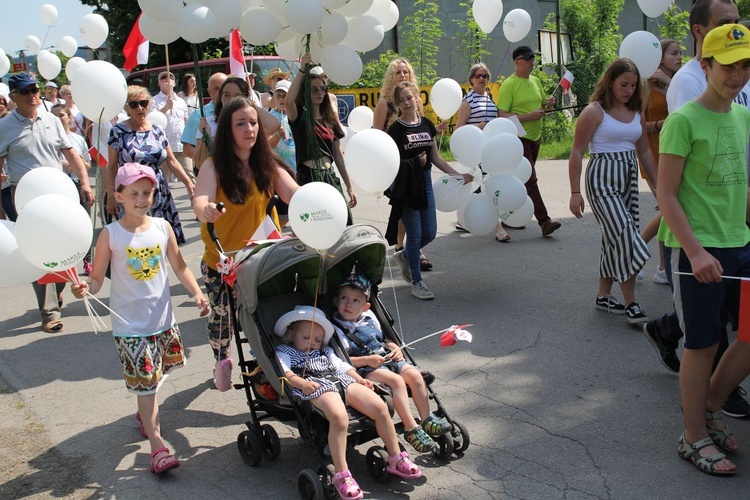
[539,139,573,161]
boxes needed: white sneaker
[637,269,644,280]
[653,267,669,285]
[411,281,434,300]
[393,250,412,283]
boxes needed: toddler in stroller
[275,305,422,499]
[332,274,452,454]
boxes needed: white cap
[274,79,291,93]
[309,66,325,77]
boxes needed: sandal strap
[332,469,361,498]
[705,410,724,421]
[389,451,417,473]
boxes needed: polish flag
[123,14,149,72]
[739,280,750,342]
[248,215,283,243]
[559,70,574,94]
[88,146,107,167]
[229,29,246,79]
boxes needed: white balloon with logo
[289,182,348,251]
[433,174,473,213]
[503,9,532,43]
[484,174,527,212]
[619,31,661,79]
[500,195,534,228]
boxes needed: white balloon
[59,36,79,58]
[286,0,324,35]
[0,221,46,288]
[15,194,93,272]
[138,0,184,23]
[147,111,168,130]
[0,54,9,79]
[72,60,128,123]
[40,4,58,27]
[80,14,109,49]
[503,9,532,43]
[289,182,348,250]
[343,16,384,52]
[619,30,661,79]
[450,125,483,169]
[263,0,287,17]
[211,0,243,37]
[179,5,217,44]
[433,175,472,213]
[483,174,527,212]
[347,106,374,132]
[452,163,483,192]
[344,129,400,193]
[241,9,283,46]
[500,195,533,227]
[318,10,348,45]
[319,44,362,85]
[366,0,399,32]
[275,25,298,44]
[274,39,299,61]
[14,167,80,211]
[295,35,323,63]
[323,0,347,8]
[339,126,355,152]
[337,0,374,17]
[473,0,504,34]
[462,195,498,236]
[637,0,672,18]
[508,156,532,184]
[24,35,41,55]
[481,133,523,175]
[139,15,181,45]
[482,117,518,140]
[239,0,261,12]
[65,57,86,81]
[38,52,62,81]
[430,78,463,120]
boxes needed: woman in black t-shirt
[386,82,472,300]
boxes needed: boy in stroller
[274,305,421,500]
[332,274,452,453]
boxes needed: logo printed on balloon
[299,213,310,222]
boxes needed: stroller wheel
[298,468,325,500]
[365,445,390,483]
[260,424,281,460]
[237,430,263,466]
[432,432,455,460]
[451,419,470,454]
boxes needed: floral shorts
[114,324,185,395]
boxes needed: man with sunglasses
[152,71,192,183]
[0,73,93,334]
[497,46,561,238]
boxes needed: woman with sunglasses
[286,52,356,218]
[107,85,194,245]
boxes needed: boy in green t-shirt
[658,23,750,477]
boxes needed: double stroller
[213,224,469,498]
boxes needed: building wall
[380,0,693,82]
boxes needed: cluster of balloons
[472,0,532,43]
[136,0,398,86]
[0,168,93,288]
[435,117,532,236]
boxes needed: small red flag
[440,324,473,347]
[739,280,750,342]
[123,14,149,72]
[229,29,246,79]
[439,330,457,347]
[559,70,574,94]
[88,146,108,167]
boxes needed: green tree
[739,0,750,19]
[351,50,400,88]
[660,5,690,49]
[452,1,491,74]
[400,0,441,85]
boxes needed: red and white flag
[229,29,246,79]
[88,146,107,167]
[559,70,574,94]
[740,280,750,342]
[123,13,149,72]
[248,215,283,243]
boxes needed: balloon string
[83,291,130,325]
[489,45,512,94]
[83,295,107,334]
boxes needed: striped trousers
[585,151,650,283]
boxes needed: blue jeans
[401,170,437,284]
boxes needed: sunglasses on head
[312,85,329,93]
[473,73,489,79]
[15,86,40,96]
[127,100,150,109]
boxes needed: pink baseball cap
[115,163,158,189]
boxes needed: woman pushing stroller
[275,306,421,500]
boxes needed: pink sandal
[150,447,180,474]
[386,451,421,479]
[331,469,363,500]
[135,412,147,439]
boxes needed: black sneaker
[595,295,626,315]
[642,321,680,373]
[722,386,750,418]
[625,302,648,324]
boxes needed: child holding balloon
[72,162,209,475]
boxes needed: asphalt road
[0,160,747,499]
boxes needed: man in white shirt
[151,71,192,183]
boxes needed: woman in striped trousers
[568,58,658,325]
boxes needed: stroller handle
[206,202,225,252]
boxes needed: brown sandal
[43,319,64,333]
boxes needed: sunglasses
[311,85,329,93]
[515,55,535,61]
[127,100,150,109]
[14,86,40,96]
[472,73,489,79]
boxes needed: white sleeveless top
[589,102,642,154]
[108,217,174,336]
